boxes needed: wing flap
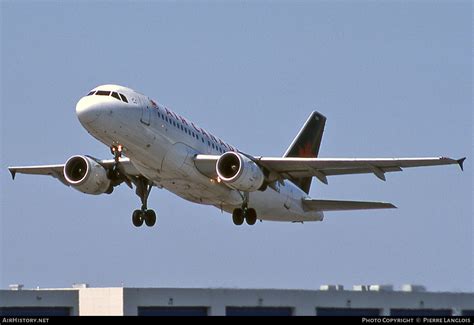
[302,198,396,212]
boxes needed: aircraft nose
[76,97,103,124]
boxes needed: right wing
[302,198,396,212]
[9,164,68,185]
[8,157,141,186]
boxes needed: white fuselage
[76,85,323,222]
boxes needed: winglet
[8,168,16,180]
[457,157,466,171]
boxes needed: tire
[144,209,157,227]
[232,208,244,226]
[132,210,144,227]
[246,208,257,225]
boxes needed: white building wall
[78,287,123,316]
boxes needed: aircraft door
[139,97,151,126]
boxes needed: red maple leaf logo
[298,142,314,157]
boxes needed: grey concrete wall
[0,289,79,316]
[123,288,474,316]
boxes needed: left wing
[258,156,465,184]
[194,155,465,184]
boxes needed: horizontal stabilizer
[302,198,396,212]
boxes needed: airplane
[8,84,466,228]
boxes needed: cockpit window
[119,93,128,103]
[87,90,129,103]
[111,92,120,100]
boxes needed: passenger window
[96,90,111,96]
[119,93,128,103]
[111,92,120,100]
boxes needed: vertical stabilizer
[283,111,326,193]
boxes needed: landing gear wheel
[232,208,244,226]
[131,177,157,228]
[144,209,157,227]
[246,208,257,225]
[132,210,144,227]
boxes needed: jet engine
[64,155,111,195]
[216,152,265,192]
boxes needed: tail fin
[283,111,326,194]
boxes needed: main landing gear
[132,209,156,227]
[232,206,257,226]
[132,176,157,227]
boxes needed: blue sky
[1,1,472,292]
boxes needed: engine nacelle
[64,155,111,195]
[216,152,265,192]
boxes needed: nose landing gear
[109,145,157,228]
[111,144,123,161]
[132,176,157,228]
